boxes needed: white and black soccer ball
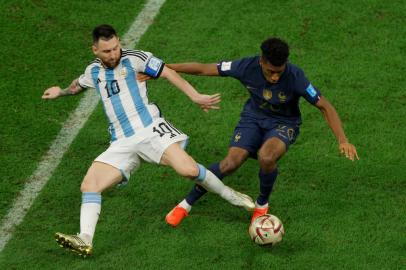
[248,214,285,246]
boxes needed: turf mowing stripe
[0,0,167,253]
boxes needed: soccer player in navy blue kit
[157,38,359,226]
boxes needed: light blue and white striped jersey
[78,49,164,141]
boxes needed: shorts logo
[234,132,242,142]
[276,125,295,142]
[287,128,295,141]
[263,89,272,100]
[278,91,287,103]
[221,61,232,71]
[306,84,317,97]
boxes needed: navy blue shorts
[229,115,300,157]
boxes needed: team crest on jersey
[120,67,128,78]
[278,91,287,103]
[234,132,242,142]
[263,89,272,100]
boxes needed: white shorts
[95,117,188,182]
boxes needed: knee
[80,174,98,192]
[258,153,278,172]
[220,158,243,175]
[80,180,92,193]
[178,163,200,179]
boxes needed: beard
[104,59,119,68]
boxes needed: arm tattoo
[60,79,83,96]
[60,87,71,96]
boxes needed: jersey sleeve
[78,64,95,89]
[294,69,322,105]
[216,58,247,79]
[128,50,165,78]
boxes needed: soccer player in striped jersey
[155,37,359,227]
[42,24,254,257]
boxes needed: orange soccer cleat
[250,206,269,224]
[165,205,189,227]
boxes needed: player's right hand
[42,86,62,99]
[339,142,359,161]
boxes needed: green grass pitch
[0,0,405,269]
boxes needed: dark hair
[260,38,289,66]
[92,24,117,44]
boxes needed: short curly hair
[260,38,289,66]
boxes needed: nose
[271,74,279,82]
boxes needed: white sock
[179,199,192,212]
[255,202,269,208]
[196,166,226,196]
[79,192,101,245]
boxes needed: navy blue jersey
[217,56,321,124]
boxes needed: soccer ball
[248,214,285,246]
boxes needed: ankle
[255,201,269,209]
[78,233,92,245]
[179,199,192,212]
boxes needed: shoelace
[73,235,88,247]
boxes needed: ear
[259,56,265,66]
[92,44,98,55]
[117,37,122,49]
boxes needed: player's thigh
[229,120,263,157]
[82,161,123,193]
[94,138,142,185]
[160,142,198,179]
[258,123,300,164]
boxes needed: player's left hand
[192,93,221,112]
[339,142,359,161]
[137,73,152,82]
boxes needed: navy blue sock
[185,163,224,205]
[256,168,278,206]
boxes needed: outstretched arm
[159,66,220,112]
[315,96,359,161]
[137,63,219,82]
[42,78,84,99]
[166,63,219,76]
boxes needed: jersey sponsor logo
[306,84,317,97]
[259,102,280,112]
[220,61,232,71]
[278,91,287,103]
[263,89,272,100]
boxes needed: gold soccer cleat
[55,232,93,257]
[224,187,255,211]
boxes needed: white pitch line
[0,0,167,252]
